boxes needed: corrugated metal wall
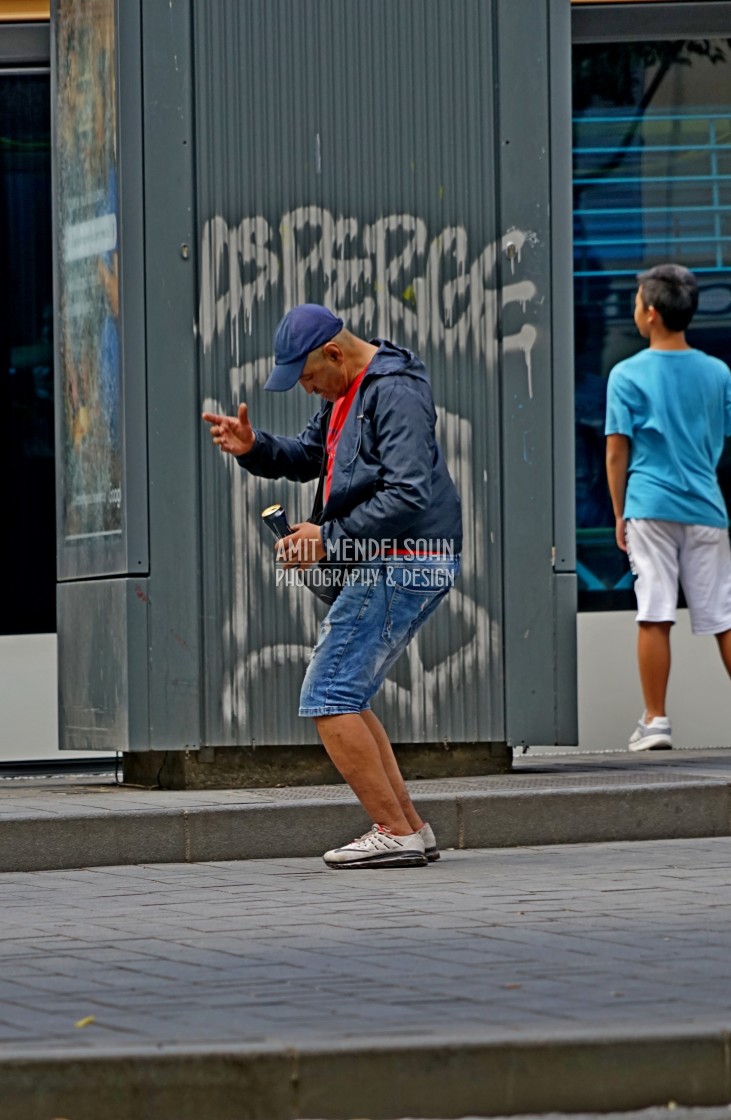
[195,0,505,747]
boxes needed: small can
[261,503,293,541]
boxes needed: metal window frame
[0,21,49,66]
[573,2,731,42]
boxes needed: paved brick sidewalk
[0,835,730,1056]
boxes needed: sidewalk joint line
[289,1045,300,1116]
[183,809,191,862]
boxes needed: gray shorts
[626,518,731,635]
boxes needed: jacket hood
[364,338,430,382]
[313,338,429,426]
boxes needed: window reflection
[573,39,731,610]
[0,74,55,634]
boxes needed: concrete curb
[1,778,730,872]
[3,1028,731,1120]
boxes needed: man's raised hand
[202,403,255,457]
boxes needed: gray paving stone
[0,836,730,1116]
[0,842,725,1048]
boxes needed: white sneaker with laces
[323,825,428,869]
[419,822,440,862]
[628,714,672,752]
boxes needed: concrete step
[1,749,730,872]
[3,1026,731,1120]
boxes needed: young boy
[605,263,731,751]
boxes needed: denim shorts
[298,556,461,717]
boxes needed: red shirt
[325,368,367,501]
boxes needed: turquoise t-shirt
[605,348,731,528]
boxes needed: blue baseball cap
[265,304,344,391]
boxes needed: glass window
[0,73,55,634]
[573,39,731,610]
[55,0,123,565]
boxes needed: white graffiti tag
[198,207,537,374]
[199,210,538,741]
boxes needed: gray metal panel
[195,0,504,747]
[54,0,576,756]
[572,3,731,42]
[550,0,577,578]
[58,578,149,751]
[140,0,203,749]
[50,0,155,756]
[554,571,578,745]
[496,0,573,747]
[550,0,578,745]
[114,0,148,577]
[0,22,49,65]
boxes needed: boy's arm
[606,433,630,553]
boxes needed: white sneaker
[323,825,428,869]
[628,715,672,752]
[419,822,440,862]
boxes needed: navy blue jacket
[237,340,462,555]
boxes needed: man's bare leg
[360,710,424,833]
[637,621,672,720]
[313,713,414,835]
[716,628,731,677]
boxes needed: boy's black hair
[637,263,699,332]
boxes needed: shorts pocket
[381,582,447,651]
